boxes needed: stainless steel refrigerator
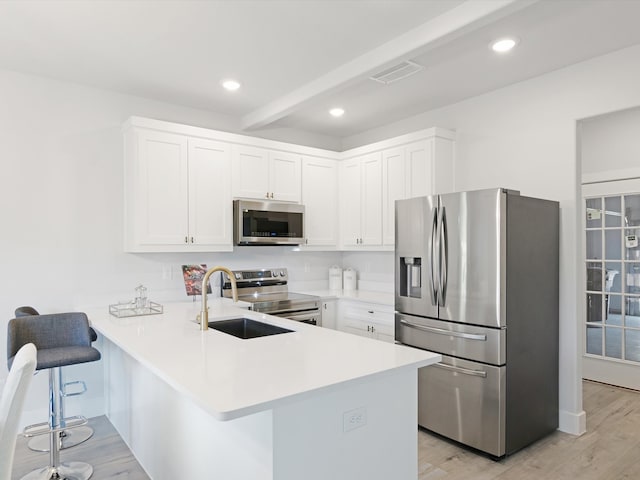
[395,188,559,458]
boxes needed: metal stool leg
[20,368,93,480]
[28,368,94,452]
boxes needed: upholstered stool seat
[7,312,101,480]
[13,306,99,453]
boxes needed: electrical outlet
[343,407,367,432]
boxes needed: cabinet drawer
[419,355,506,457]
[396,313,505,365]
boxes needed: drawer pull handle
[399,319,487,341]
[433,362,487,378]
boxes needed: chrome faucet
[199,266,238,331]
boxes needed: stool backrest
[0,343,37,480]
[7,313,93,361]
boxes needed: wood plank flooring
[11,380,640,479]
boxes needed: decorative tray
[109,301,164,318]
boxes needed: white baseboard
[558,409,586,436]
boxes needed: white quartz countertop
[86,298,439,422]
[300,289,394,306]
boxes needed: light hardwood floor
[11,380,640,479]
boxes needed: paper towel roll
[343,268,357,291]
[329,265,343,290]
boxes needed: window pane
[606,294,622,325]
[605,263,621,293]
[624,194,640,227]
[587,294,602,323]
[625,329,640,362]
[626,297,640,328]
[586,230,602,260]
[605,196,622,228]
[605,327,623,359]
[586,325,602,355]
[605,230,621,260]
[626,263,640,294]
[586,262,602,291]
[624,229,640,260]
[586,198,602,228]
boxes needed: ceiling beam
[241,0,538,131]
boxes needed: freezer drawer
[419,355,506,457]
[395,313,505,365]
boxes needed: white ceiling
[1,0,640,139]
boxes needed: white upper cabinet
[302,157,338,247]
[187,138,233,248]
[381,133,455,247]
[124,127,232,252]
[339,153,382,248]
[382,147,408,246]
[233,146,301,202]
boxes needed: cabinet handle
[371,326,375,333]
[367,325,370,332]
[270,192,274,199]
[184,236,188,244]
[266,192,270,198]
[190,237,194,243]
[368,310,374,314]
[324,303,327,310]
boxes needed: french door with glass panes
[583,179,640,390]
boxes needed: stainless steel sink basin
[208,318,293,339]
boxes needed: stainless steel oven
[221,268,321,326]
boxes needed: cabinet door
[340,158,362,247]
[136,129,188,246]
[232,145,270,200]
[321,300,337,329]
[302,157,338,246]
[361,153,383,246]
[269,151,301,202]
[188,138,232,248]
[382,147,407,246]
[407,140,431,198]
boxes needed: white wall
[0,68,342,424]
[581,106,640,183]
[343,43,640,435]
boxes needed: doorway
[583,180,640,389]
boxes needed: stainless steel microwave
[233,200,305,246]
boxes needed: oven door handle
[432,362,488,378]
[399,319,487,341]
[280,311,320,323]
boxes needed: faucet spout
[200,266,238,331]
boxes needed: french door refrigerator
[395,188,559,457]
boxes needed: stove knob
[271,270,277,278]
[234,273,242,280]
[279,270,286,277]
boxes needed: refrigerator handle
[439,206,448,306]
[429,207,439,305]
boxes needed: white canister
[329,265,343,290]
[343,268,357,291]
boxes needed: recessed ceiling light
[222,79,241,91]
[491,37,518,53]
[329,108,345,118]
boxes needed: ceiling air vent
[369,61,424,85]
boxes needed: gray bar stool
[14,306,98,452]
[8,312,101,480]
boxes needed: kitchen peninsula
[87,301,440,480]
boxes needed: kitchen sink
[208,318,293,339]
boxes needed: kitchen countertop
[300,289,394,306]
[86,299,438,421]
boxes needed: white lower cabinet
[321,300,337,329]
[337,300,394,343]
[124,127,232,252]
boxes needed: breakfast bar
[86,301,440,480]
